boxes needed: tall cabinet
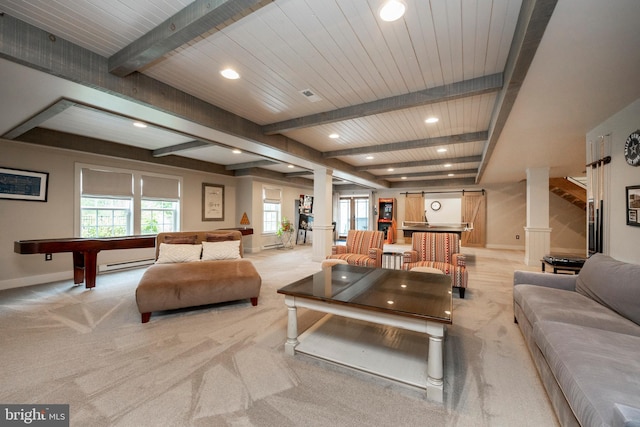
[377,198,397,244]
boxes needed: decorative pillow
[201,240,241,260]
[156,243,202,264]
[205,232,236,242]
[163,234,198,244]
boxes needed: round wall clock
[624,130,640,166]
[431,201,441,211]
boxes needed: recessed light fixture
[287,164,295,168]
[401,176,407,180]
[437,148,447,153]
[329,133,339,139]
[387,300,395,305]
[220,68,240,80]
[366,155,375,160]
[379,0,406,22]
[387,168,394,172]
[448,173,455,177]
[444,163,452,168]
[425,117,439,124]
[232,149,242,154]
[133,122,147,128]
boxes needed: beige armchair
[326,230,384,268]
[403,232,468,298]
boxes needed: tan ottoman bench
[135,230,261,323]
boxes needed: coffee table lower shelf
[296,314,430,390]
[283,295,446,402]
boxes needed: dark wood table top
[278,264,452,324]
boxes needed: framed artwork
[202,183,224,221]
[626,185,640,227]
[0,166,49,202]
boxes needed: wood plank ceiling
[0,0,534,189]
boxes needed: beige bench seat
[135,230,261,323]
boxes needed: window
[140,174,180,234]
[78,165,181,237]
[141,200,178,234]
[263,187,282,233]
[81,197,132,237]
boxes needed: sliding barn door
[462,192,486,247]
[404,194,424,222]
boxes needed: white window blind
[81,168,133,197]
[141,175,180,199]
[263,187,281,203]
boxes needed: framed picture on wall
[0,166,49,202]
[626,185,640,227]
[202,183,224,221]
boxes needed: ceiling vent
[299,89,322,102]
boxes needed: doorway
[337,196,370,239]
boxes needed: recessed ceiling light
[220,68,240,79]
[437,148,447,153]
[401,176,407,180]
[366,155,374,160]
[448,173,455,177]
[287,164,295,168]
[387,168,394,172]
[425,117,439,124]
[232,149,242,154]
[379,0,406,22]
[444,164,452,168]
[329,133,339,139]
[133,122,147,128]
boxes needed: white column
[524,167,552,266]
[312,167,333,262]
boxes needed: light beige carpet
[0,246,558,426]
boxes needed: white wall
[376,183,585,251]
[586,98,640,263]
[1,139,239,289]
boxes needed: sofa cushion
[514,285,640,337]
[202,240,241,260]
[533,320,640,427]
[576,254,640,326]
[156,243,202,264]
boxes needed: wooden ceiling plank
[108,0,274,77]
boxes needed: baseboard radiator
[262,243,282,250]
[99,259,155,272]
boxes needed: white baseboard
[0,271,73,291]
[485,244,524,251]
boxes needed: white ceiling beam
[1,99,75,139]
[322,132,487,158]
[225,160,278,170]
[354,156,482,172]
[262,74,503,135]
[476,0,558,182]
[108,0,274,77]
[152,140,212,157]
